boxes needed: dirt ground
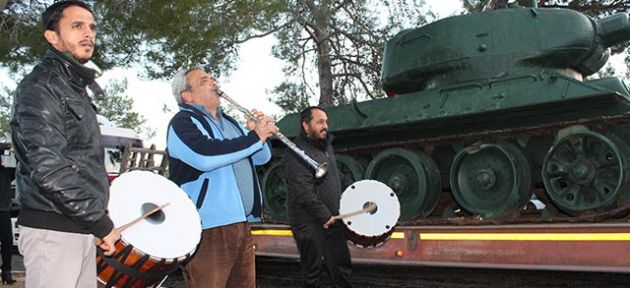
[0,271,23,288]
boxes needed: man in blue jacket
[167,67,278,287]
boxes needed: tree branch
[231,20,296,45]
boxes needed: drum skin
[339,180,401,248]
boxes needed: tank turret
[382,7,630,94]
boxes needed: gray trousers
[18,226,97,288]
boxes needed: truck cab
[96,115,144,179]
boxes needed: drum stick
[95,202,170,245]
[332,202,376,221]
[118,202,170,232]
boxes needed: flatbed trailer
[251,222,630,273]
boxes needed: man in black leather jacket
[284,106,354,288]
[10,1,120,286]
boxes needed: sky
[92,0,466,149]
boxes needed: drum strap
[97,245,136,287]
[195,178,209,209]
[97,245,181,288]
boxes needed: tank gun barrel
[598,13,630,47]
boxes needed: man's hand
[323,217,336,229]
[254,116,278,142]
[95,227,121,256]
[246,109,266,130]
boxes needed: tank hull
[265,75,630,222]
[277,76,630,150]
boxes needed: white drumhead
[339,180,400,237]
[109,170,202,260]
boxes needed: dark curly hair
[42,1,93,32]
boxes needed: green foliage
[0,1,50,74]
[461,0,493,12]
[587,63,617,80]
[0,86,12,136]
[2,0,431,112]
[269,0,430,108]
[561,0,630,16]
[270,82,312,114]
[1,0,285,78]
[0,79,153,142]
[95,78,155,139]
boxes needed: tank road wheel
[542,131,630,216]
[450,141,532,219]
[365,148,441,221]
[336,154,365,183]
[261,162,288,222]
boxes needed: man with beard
[11,1,120,286]
[284,106,354,288]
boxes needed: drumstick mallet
[332,202,377,221]
[94,202,170,246]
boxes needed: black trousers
[0,211,12,272]
[290,222,353,288]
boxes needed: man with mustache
[11,1,120,286]
[167,67,277,287]
[284,106,354,288]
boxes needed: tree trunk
[313,1,334,107]
[317,39,334,107]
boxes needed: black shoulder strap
[196,178,209,209]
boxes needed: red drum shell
[96,241,189,287]
[345,227,395,248]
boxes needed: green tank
[262,4,630,224]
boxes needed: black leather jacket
[284,132,352,225]
[11,49,114,238]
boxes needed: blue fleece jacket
[167,104,271,229]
